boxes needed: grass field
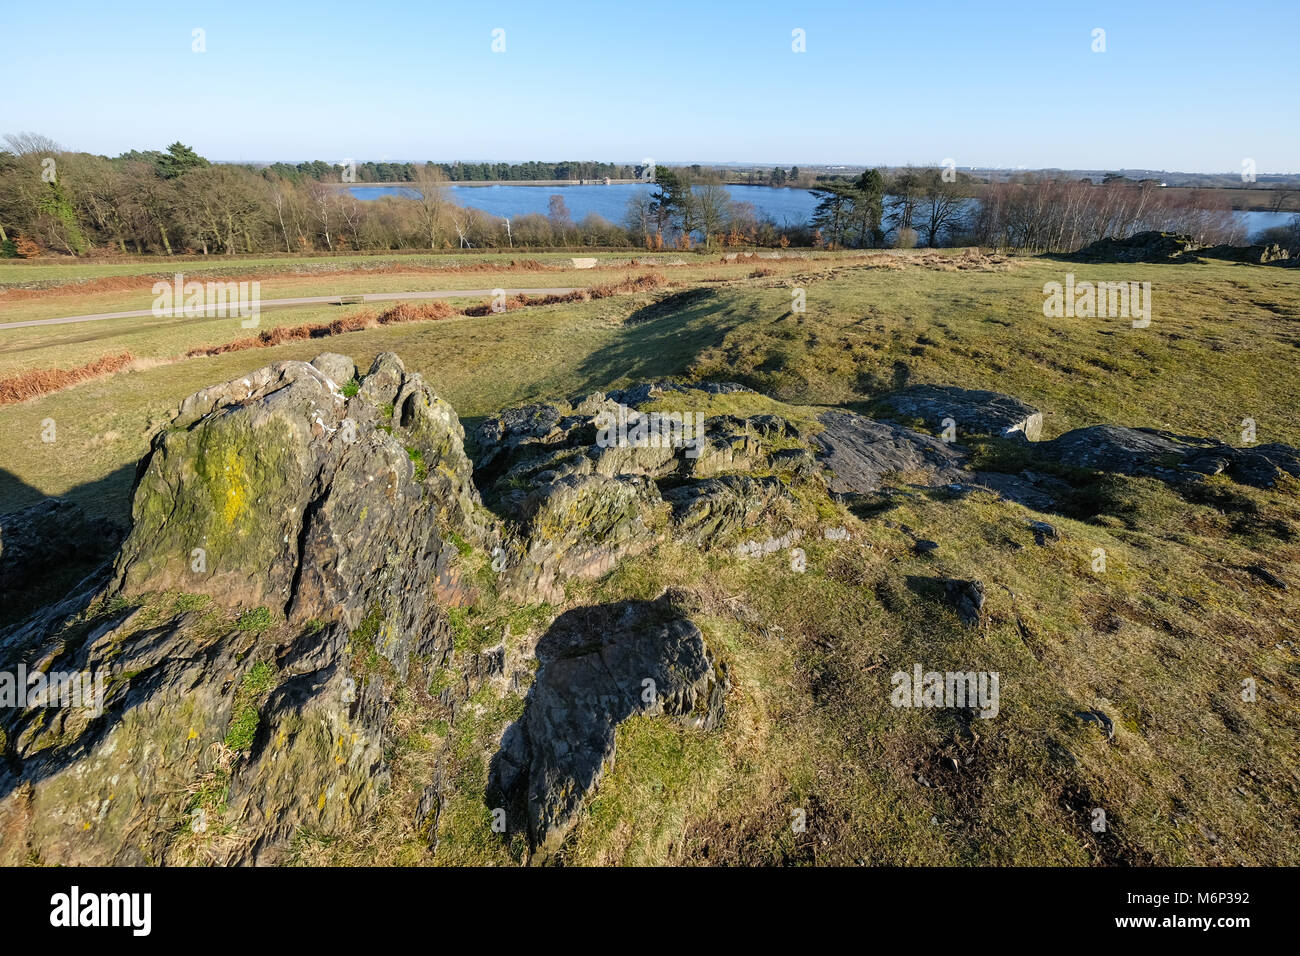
[0,247,866,288]
[4,247,1299,866]
[0,250,633,284]
[5,249,1297,518]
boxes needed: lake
[348,183,818,227]
[347,184,1294,240]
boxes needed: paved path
[0,287,578,331]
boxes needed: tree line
[0,137,646,256]
[0,134,1253,258]
[262,159,642,184]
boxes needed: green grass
[235,606,274,632]
[0,247,871,286]
[5,247,1300,867]
[685,257,1300,445]
[224,660,277,751]
[0,250,873,376]
[405,445,428,481]
[6,252,1298,524]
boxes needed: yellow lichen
[219,446,250,525]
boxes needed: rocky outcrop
[0,352,486,865]
[1037,426,1300,489]
[814,410,967,494]
[1193,242,1291,265]
[664,475,793,545]
[6,351,1295,866]
[474,385,809,600]
[502,472,666,603]
[876,384,1043,442]
[1068,231,1293,267]
[118,352,484,629]
[487,594,728,854]
[1069,231,1201,263]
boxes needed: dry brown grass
[462,272,670,315]
[0,350,136,405]
[187,300,460,357]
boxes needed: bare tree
[306,180,333,251]
[3,131,62,156]
[412,163,448,249]
[918,169,967,247]
[696,181,733,246]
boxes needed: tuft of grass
[446,531,473,558]
[405,445,428,481]
[224,661,275,751]
[235,606,274,632]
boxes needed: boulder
[813,410,967,494]
[664,475,794,546]
[487,594,728,854]
[877,384,1043,442]
[309,352,356,387]
[0,352,487,865]
[500,473,665,603]
[117,352,482,634]
[1037,426,1300,488]
[944,578,986,628]
[472,402,568,473]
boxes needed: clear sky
[2,0,1296,172]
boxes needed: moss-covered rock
[0,353,489,864]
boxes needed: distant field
[3,247,1298,522]
[0,250,597,284]
[0,253,880,369]
[0,248,869,287]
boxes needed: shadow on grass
[567,289,746,398]
[1,465,135,624]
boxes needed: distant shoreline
[330,180,1298,213]
[327,179,646,189]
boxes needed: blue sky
[2,0,1296,171]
